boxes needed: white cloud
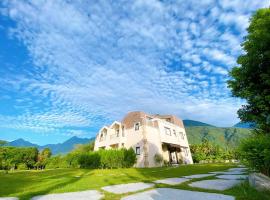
[0,0,268,134]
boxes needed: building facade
[94,111,193,167]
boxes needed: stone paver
[0,198,18,200]
[102,182,154,194]
[31,190,103,200]
[209,171,245,175]
[121,188,235,200]
[228,168,247,172]
[153,178,190,185]
[183,174,215,179]
[216,174,248,180]
[189,179,242,191]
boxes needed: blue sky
[0,0,269,145]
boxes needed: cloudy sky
[0,0,269,144]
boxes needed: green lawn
[0,164,269,200]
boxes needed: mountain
[41,136,92,154]
[233,122,255,129]
[183,120,215,127]
[4,136,94,155]
[7,138,39,147]
[185,126,251,148]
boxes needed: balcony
[110,133,119,139]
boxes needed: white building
[94,111,193,167]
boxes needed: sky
[0,0,269,145]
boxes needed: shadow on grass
[18,171,89,200]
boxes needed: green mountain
[185,126,251,148]
[183,120,215,127]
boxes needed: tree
[36,148,52,169]
[228,8,270,133]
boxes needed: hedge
[78,148,136,169]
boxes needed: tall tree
[228,8,270,133]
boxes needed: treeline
[0,142,137,170]
[190,139,239,163]
[0,147,51,170]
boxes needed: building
[94,111,193,167]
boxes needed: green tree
[228,8,270,133]
[36,148,52,169]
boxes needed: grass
[0,164,269,200]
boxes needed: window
[173,130,176,136]
[179,132,184,139]
[116,129,120,137]
[134,122,140,131]
[136,147,140,155]
[164,127,171,136]
[122,126,125,137]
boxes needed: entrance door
[170,152,177,164]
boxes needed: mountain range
[183,120,252,148]
[4,136,94,155]
[2,120,252,153]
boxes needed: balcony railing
[110,133,119,139]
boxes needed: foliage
[46,155,69,169]
[154,153,163,166]
[36,148,52,169]
[78,152,101,169]
[72,141,95,153]
[227,8,270,133]
[227,8,270,176]
[77,148,136,169]
[190,140,238,163]
[0,147,38,170]
[123,148,137,168]
[239,134,270,176]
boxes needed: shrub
[77,148,136,169]
[239,134,270,176]
[46,155,69,169]
[154,153,163,166]
[78,152,101,169]
[17,163,27,170]
[123,148,136,168]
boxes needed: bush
[46,156,69,169]
[77,148,136,169]
[239,134,270,176]
[190,140,239,163]
[17,163,27,170]
[123,148,136,168]
[154,153,163,166]
[78,152,101,169]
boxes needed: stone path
[30,190,103,200]
[121,188,235,200]
[216,175,248,180]
[209,171,245,175]
[102,182,154,194]
[189,179,242,191]
[183,174,216,179]
[228,168,247,171]
[153,178,190,185]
